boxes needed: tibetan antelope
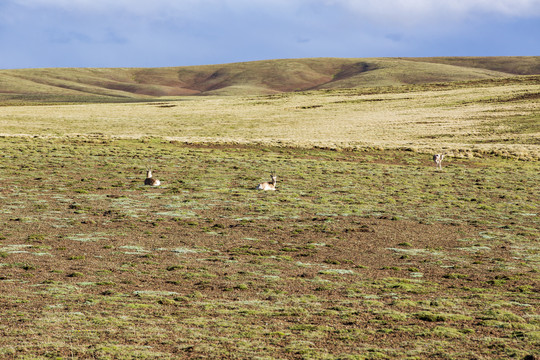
[256,172,277,191]
[433,154,445,170]
[144,169,161,186]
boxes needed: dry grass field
[1,76,539,159]
[0,58,538,359]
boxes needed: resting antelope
[256,172,277,191]
[433,154,445,170]
[144,169,161,186]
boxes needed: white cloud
[335,0,540,17]
[8,0,292,15]
[12,0,540,16]
[10,0,186,16]
[8,0,540,30]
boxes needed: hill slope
[0,57,539,102]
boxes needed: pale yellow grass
[1,83,538,159]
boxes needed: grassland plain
[0,62,539,359]
[0,136,538,359]
[0,76,539,160]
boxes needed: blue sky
[1,0,539,69]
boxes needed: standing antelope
[433,154,445,170]
[144,169,161,186]
[256,172,277,191]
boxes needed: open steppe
[0,57,538,359]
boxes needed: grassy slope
[1,57,539,102]
[405,56,540,75]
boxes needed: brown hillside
[0,57,538,102]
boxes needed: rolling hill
[0,57,539,102]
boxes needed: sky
[1,0,539,69]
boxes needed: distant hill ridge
[0,57,539,102]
